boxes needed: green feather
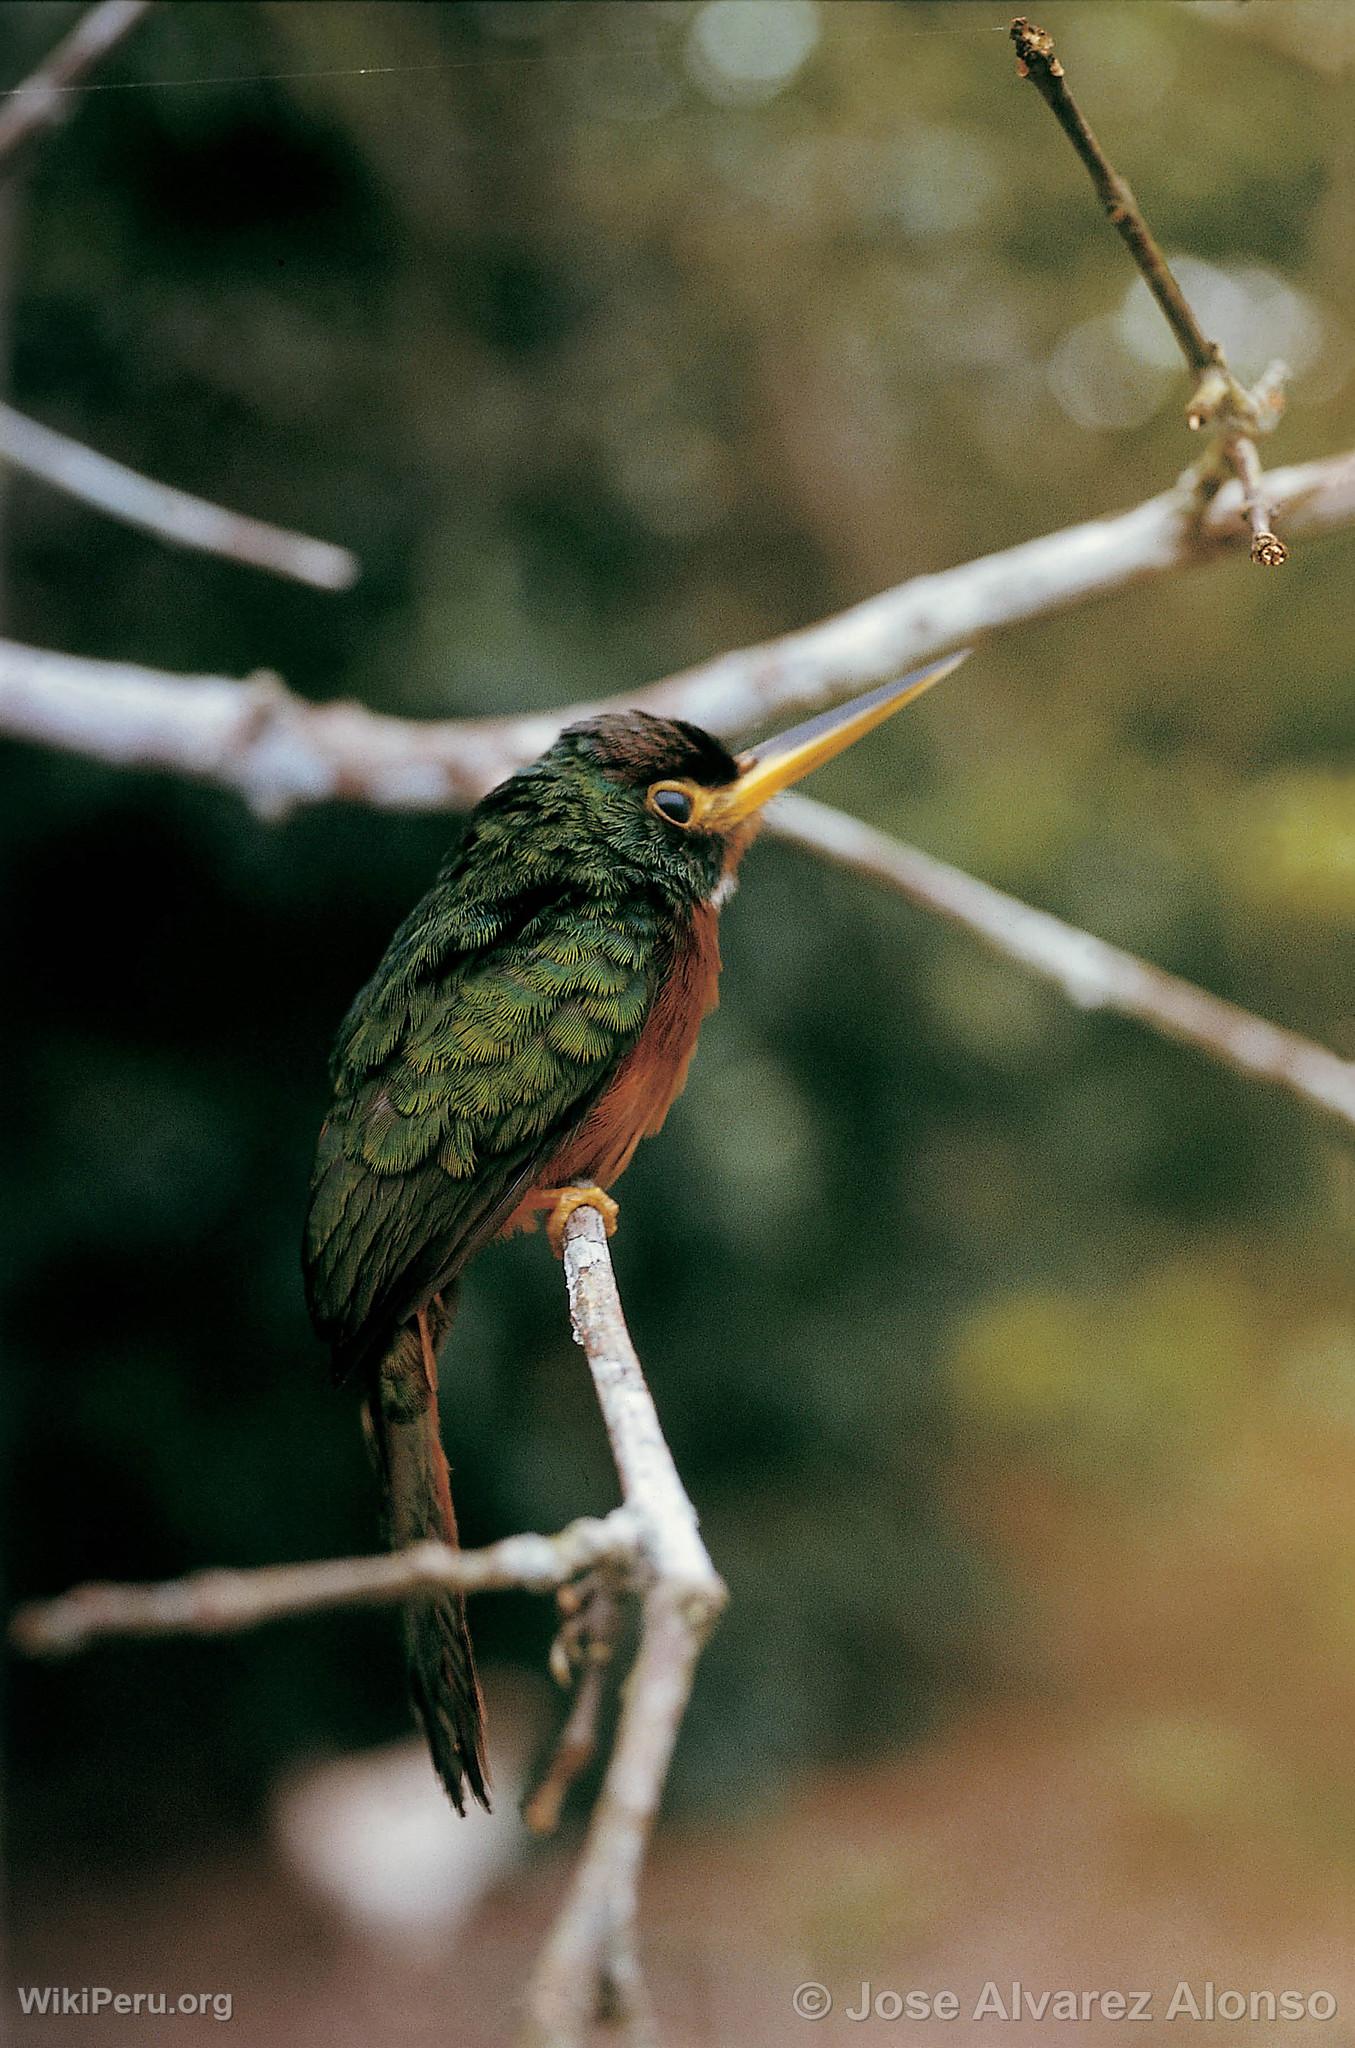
[546,1004,615,1063]
[302,721,730,1371]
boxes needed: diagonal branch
[0,403,359,590]
[0,9,358,595]
[1011,15,1289,564]
[0,0,153,167]
[768,795,1355,1137]
[2,449,1353,813]
[1011,14,1214,375]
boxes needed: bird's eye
[648,782,695,827]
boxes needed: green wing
[304,891,660,1378]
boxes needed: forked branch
[10,1204,721,2048]
[4,452,1351,822]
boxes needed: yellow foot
[544,1184,620,1258]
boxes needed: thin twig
[522,1204,727,2048]
[0,1,153,167]
[524,1655,613,1838]
[525,1570,624,1833]
[1010,15,1289,563]
[9,1511,639,1658]
[1011,16,1214,373]
[768,794,1355,1138]
[1223,432,1288,567]
[0,403,359,590]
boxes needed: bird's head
[533,649,970,906]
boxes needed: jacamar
[302,650,968,1812]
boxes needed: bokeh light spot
[1047,313,1175,432]
[687,0,820,106]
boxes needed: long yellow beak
[705,648,971,828]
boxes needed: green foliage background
[4,0,1352,1873]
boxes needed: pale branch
[0,642,522,815]
[769,795,1355,1138]
[0,0,153,166]
[1010,15,1290,564]
[3,453,1354,1141]
[523,1203,727,2048]
[8,1510,638,1658]
[2,449,1353,818]
[0,8,354,592]
[9,1203,718,2048]
[0,402,359,590]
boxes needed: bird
[302,649,969,1813]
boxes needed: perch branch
[0,0,153,166]
[1010,15,1289,564]
[10,1204,719,2045]
[768,795,1355,1137]
[523,1203,727,2048]
[0,403,359,590]
[2,448,1352,815]
[9,1510,639,1658]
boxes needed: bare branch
[525,1573,623,1835]
[0,402,359,590]
[1010,15,1290,562]
[0,1,152,167]
[1224,430,1289,567]
[616,451,1351,738]
[1010,16,1214,374]
[523,1203,726,2048]
[524,1650,613,1839]
[4,455,1353,1141]
[0,643,527,813]
[769,795,1355,1138]
[3,449,1353,817]
[9,1511,638,1658]
[10,1205,721,2044]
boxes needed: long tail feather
[363,1291,490,1813]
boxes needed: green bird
[302,651,968,1812]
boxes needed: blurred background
[3,2,1353,2041]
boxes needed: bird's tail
[363,1290,490,1813]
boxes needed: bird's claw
[545,1184,619,1258]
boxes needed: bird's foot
[543,1183,619,1258]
